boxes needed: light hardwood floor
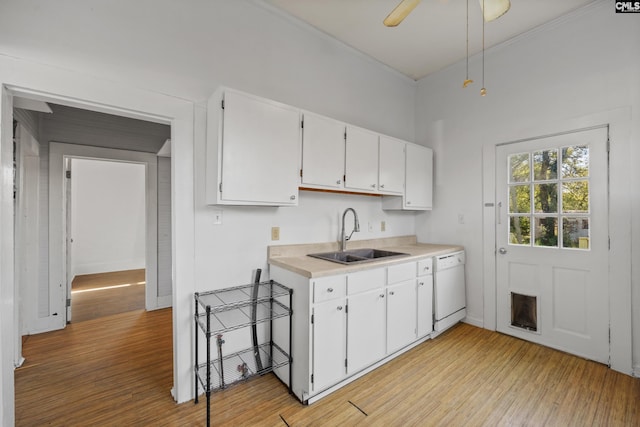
[71,269,146,323]
[16,307,640,426]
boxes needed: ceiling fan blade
[479,0,510,22]
[383,0,421,27]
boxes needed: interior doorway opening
[67,158,147,323]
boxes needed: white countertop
[268,235,463,278]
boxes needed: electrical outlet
[213,210,222,225]
[271,226,280,241]
[381,221,386,232]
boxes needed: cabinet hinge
[344,358,348,368]
[301,119,304,129]
[221,99,225,110]
[311,314,314,324]
[345,305,348,314]
[344,130,347,141]
[66,298,71,307]
[311,374,314,384]
[219,182,222,193]
[65,170,71,179]
[300,169,303,178]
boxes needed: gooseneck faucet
[340,208,360,251]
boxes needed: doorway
[495,126,609,363]
[67,158,147,323]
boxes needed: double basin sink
[308,248,409,265]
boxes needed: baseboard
[73,259,145,276]
[155,295,173,309]
[463,315,483,328]
[633,364,640,378]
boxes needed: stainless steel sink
[308,248,409,265]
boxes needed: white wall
[415,2,639,373]
[70,158,146,276]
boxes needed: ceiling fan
[383,0,511,26]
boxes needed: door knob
[499,247,507,254]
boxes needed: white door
[312,299,346,392]
[344,125,378,192]
[496,127,609,363]
[347,289,386,374]
[301,112,345,189]
[404,144,433,210]
[378,136,405,194]
[386,280,417,354]
[64,158,72,322]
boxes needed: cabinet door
[301,112,345,189]
[220,90,300,205]
[312,299,347,392]
[347,289,386,374]
[386,280,417,354]
[404,144,433,210]
[378,136,405,194]
[417,275,434,337]
[345,125,378,192]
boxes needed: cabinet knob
[327,287,333,293]
[290,195,296,200]
[407,201,412,205]
[424,266,430,271]
[419,282,424,286]
[389,291,395,296]
[337,179,341,184]
[337,306,343,311]
[380,184,385,189]
[380,294,385,298]
[371,184,376,188]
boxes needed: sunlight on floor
[71,281,146,294]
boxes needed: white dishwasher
[433,250,466,335]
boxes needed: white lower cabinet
[346,268,386,375]
[311,298,347,392]
[386,280,417,353]
[271,257,434,403]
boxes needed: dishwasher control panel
[436,251,465,270]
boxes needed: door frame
[482,107,633,375]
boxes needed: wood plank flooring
[15,307,640,426]
[71,269,145,323]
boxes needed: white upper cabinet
[378,136,406,195]
[300,112,346,189]
[344,125,379,192]
[206,88,300,206]
[383,143,433,211]
[405,144,433,210]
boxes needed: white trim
[481,107,633,375]
[49,143,159,321]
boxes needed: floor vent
[511,292,537,331]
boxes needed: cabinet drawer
[387,262,417,284]
[347,268,385,295]
[313,275,346,303]
[417,258,433,276]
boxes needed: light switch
[271,226,280,241]
[381,221,386,232]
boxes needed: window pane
[534,183,558,213]
[509,153,530,183]
[509,185,531,213]
[534,217,558,247]
[509,216,531,245]
[533,149,558,181]
[562,181,589,213]
[563,217,590,249]
[562,145,589,178]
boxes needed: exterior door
[496,127,609,363]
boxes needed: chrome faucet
[340,208,360,251]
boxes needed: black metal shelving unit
[194,280,292,427]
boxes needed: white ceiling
[262,0,597,80]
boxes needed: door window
[507,145,591,250]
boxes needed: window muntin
[507,145,590,250]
